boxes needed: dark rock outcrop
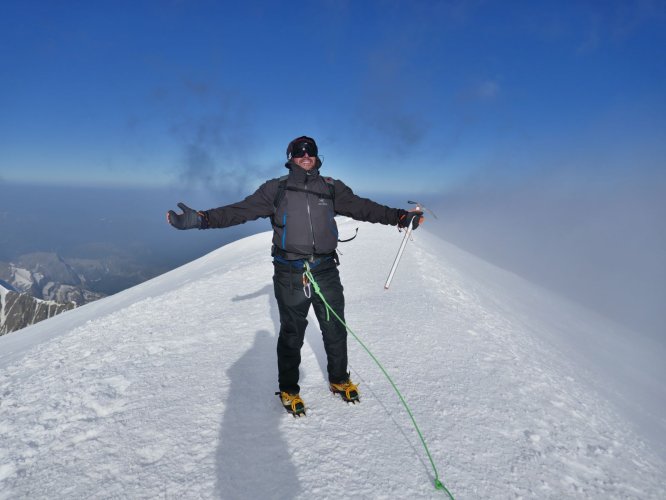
[0,286,76,335]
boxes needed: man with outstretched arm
[167,136,423,416]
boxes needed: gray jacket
[204,163,402,260]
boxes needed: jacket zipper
[304,176,317,258]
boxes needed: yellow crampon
[329,379,360,402]
[280,392,305,414]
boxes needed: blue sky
[1,1,664,195]
[0,1,665,341]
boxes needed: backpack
[272,174,335,215]
[272,175,357,242]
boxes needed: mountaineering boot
[276,391,306,417]
[329,377,360,403]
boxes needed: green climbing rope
[304,263,455,498]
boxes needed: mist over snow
[422,166,666,344]
[0,220,664,499]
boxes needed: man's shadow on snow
[215,328,299,499]
[215,284,327,499]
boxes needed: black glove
[167,202,203,230]
[397,209,424,230]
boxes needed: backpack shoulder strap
[271,175,289,228]
[322,177,357,243]
[323,177,336,203]
[273,175,289,211]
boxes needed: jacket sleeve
[203,180,277,229]
[333,179,401,226]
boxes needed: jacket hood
[285,162,321,184]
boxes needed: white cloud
[457,79,501,103]
[476,79,500,99]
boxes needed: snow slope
[0,219,664,499]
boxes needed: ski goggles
[290,140,318,158]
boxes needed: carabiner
[302,272,311,298]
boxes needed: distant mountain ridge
[0,252,102,335]
[0,284,75,335]
[0,251,162,335]
[0,278,17,292]
[1,253,103,305]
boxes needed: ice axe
[384,201,437,290]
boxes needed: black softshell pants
[273,259,348,394]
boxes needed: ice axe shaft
[385,201,433,289]
[384,223,414,289]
